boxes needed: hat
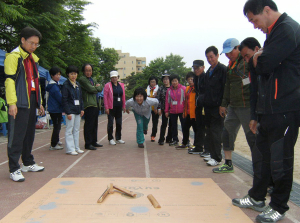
[192,60,204,67]
[221,38,239,54]
[110,71,118,78]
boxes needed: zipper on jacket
[274,78,278,99]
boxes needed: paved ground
[0,113,299,222]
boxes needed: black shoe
[165,139,172,143]
[138,144,144,148]
[85,145,97,150]
[158,141,164,145]
[143,130,147,135]
[92,143,103,147]
[169,141,178,146]
[188,147,203,154]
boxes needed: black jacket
[248,57,259,120]
[61,79,84,115]
[194,72,206,108]
[204,62,227,108]
[256,13,300,114]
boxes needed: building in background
[116,50,146,80]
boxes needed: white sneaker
[58,141,63,145]
[109,139,116,145]
[21,164,45,172]
[76,149,84,154]
[204,157,212,162]
[67,151,78,155]
[49,144,63,150]
[116,139,125,144]
[10,169,25,182]
[206,159,220,166]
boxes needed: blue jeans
[133,111,150,144]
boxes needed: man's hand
[80,110,84,117]
[38,105,45,116]
[123,108,126,113]
[105,109,109,115]
[9,105,18,119]
[96,84,100,87]
[67,114,72,120]
[158,109,162,116]
[219,106,226,118]
[249,120,258,134]
[154,109,158,114]
[126,109,130,114]
[253,48,263,68]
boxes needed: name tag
[242,78,250,86]
[74,100,80,105]
[172,101,178,105]
[31,80,35,88]
[117,97,121,102]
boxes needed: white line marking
[144,143,150,178]
[57,117,129,178]
[231,172,247,184]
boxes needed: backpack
[0,97,8,123]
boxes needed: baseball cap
[110,71,118,78]
[192,60,204,67]
[221,38,239,54]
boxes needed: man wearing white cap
[78,63,103,150]
[211,38,255,171]
[103,71,126,145]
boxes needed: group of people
[3,0,300,222]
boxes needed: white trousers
[65,114,81,153]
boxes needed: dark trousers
[107,106,123,140]
[182,115,197,145]
[194,106,207,152]
[50,113,62,147]
[84,106,99,147]
[170,113,184,142]
[205,106,224,162]
[158,110,172,142]
[151,110,159,137]
[7,92,37,173]
[248,111,300,214]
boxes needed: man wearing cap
[188,60,207,155]
[202,46,227,167]
[212,38,255,171]
[78,63,103,150]
[232,1,300,222]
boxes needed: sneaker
[143,130,147,135]
[188,147,203,154]
[200,152,211,158]
[138,144,144,148]
[58,141,63,145]
[116,139,125,144]
[151,136,155,142]
[49,144,63,150]
[188,145,195,149]
[267,186,274,195]
[67,151,78,155]
[203,157,212,162]
[256,205,285,223]
[232,194,266,212]
[169,141,178,146]
[10,169,25,182]
[165,139,172,143]
[109,139,117,145]
[76,149,84,154]
[175,144,188,150]
[213,164,234,173]
[206,159,220,166]
[158,141,164,145]
[21,164,45,172]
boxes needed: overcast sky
[83,0,300,70]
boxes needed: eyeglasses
[26,40,40,48]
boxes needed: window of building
[142,61,146,64]
[124,61,126,64]
[138,68,140,71]
[124,68,126,70]
[138,62,140,64]
[132,67,133,70]
[132,61,133,64]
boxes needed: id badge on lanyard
[74,100,80,105]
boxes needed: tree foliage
[124,53,191,99]
[0,0,119,82]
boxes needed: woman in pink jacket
[165,74,186,146]
[103,71,126,145]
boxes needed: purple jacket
[165,84,186,114]
[103,82,126,109]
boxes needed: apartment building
[115,50,146,79]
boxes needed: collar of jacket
[267,13,287,38]
[11,45,39,62]
[170,83,183,90]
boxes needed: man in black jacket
[203,46,227,166]
[233,1,300,222]
[188,60,207,155]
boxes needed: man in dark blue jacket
[233,1,300,222]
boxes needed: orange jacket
[184,86,196,119]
